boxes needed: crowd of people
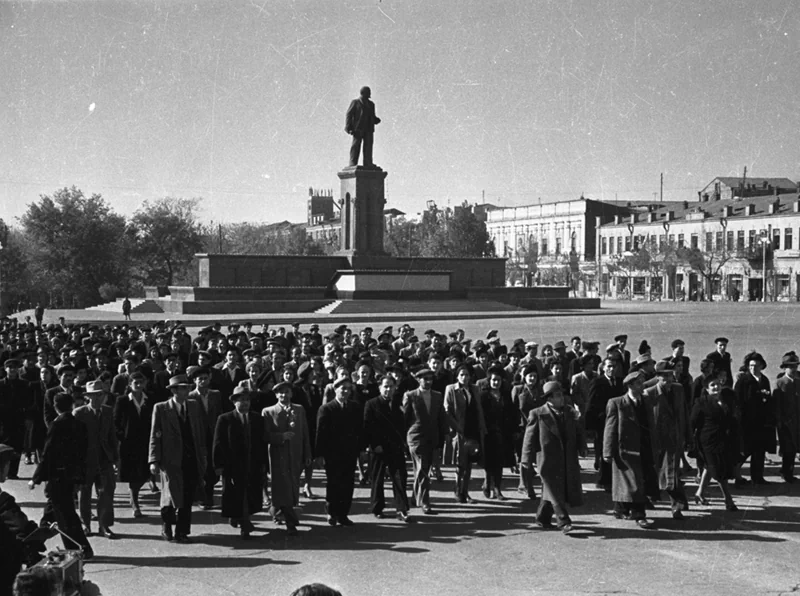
[0,316,798,592]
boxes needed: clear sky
[2,0,798,225]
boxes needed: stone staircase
[314,300,343,314]
[86,298,164,314]
[319,299,526,315]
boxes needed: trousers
[79,466,116,528]
[368,450,409,514]
[44,480,90,549]
[408,444,433,507]
[349,131,374,167]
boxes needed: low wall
[165,286,329,301]
[156,298,331,314]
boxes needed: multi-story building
[597,184,800,301]
[484,196,637,291]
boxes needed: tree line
[2,189,495,312]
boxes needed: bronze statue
[345,86,381,167]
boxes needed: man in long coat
[774,352,800,483]
[0,359,29,479]
[213,387,266,539]
[521,381,586,533]
[187,365,224,509]
[645,361,690,518]
[149,374,206,543]
[585,356,624,490]
[444,365,486,503]
[263,382,311,536]
[603,371,660,528]
[316,377,363,526]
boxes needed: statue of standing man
[345,86,381,168]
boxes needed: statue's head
[360,86,371,99]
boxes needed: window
[601,237,607,255]
[737,230,745,250]
[773,228,781,250]
[555,236,562,255]
[617,237,622,253]
[541,238,548,256]
[691,234,699,249]
[786,228,793,250]
[678,234,685,248]
[715,231,723,251]
[748,229,756,248]
[727,230,734,251]
[625,236,631,252]
[658,234,666,249]
[668,234,675,246]
[705,232,713,251]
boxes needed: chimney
[682,200,689,209]
[794,201,800,213]
[769,200,779,215]
[723,205,733,217]
[614,215,621,225]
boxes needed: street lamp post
[759,229,768,302]
[627,222,635,300]
[662,222,671,300]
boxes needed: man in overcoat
[74,380,119,538]
[403,368,448,514]
[444,365,486,503]
[149,374,206,543]
[645,361,690,518]
[603,370,660,529]
[0,359,29,479]
[774,352,800,483]
[733,351,774,484]
[263,382,311,535]
[213,387,266,539]
[521,381,586,533]
[585,356,624,490]
[188,365,224,509]
[316,377,363,526]
[511,363,545,498]
[706,337,733,387]
[364,375,412,521]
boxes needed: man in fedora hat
[402,368,448,514]
[213,386,267,539]
[187,365,224,510]
[604,371,660,528]
[774,352,800,483]
[73,380,119,538]
[149,374,207,542]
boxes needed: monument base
[331,269,451,299]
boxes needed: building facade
[597,186,800,301]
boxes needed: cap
[542,381,561,397]
[272,381,293,394]
[553,340,566,350]
[714,337,729,345]
[230,386,251,402]
[670,339,685,349]
[486,330,498,339]
[614,334,628,342]
[622,371,644,386]
[186,366,210,380]
[414,368,435,379]
[780,352,800,368]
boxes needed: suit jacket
[212,410,266,518]
[511,383,546,429]
[73,404,119,481]
[585,374,625,432]
[402,388,448,450]
[345,96,380,134]
[189,388,224,446]
[363,396,407,456]
[315,398,363,464]
[213,364,247,401]
[775,374,800,450]
[148,399,207,474]
[32,412,87,485]
[706,350,733,386]
[443,382,486,440]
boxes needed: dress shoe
[98,526,118,539]
[132,506,143,519]
[725,502,739,512]
[482,487,492,499]
[161,524,174,542]
[397,511,414,523]
[671,510,685,520]
[560,524,574,534]
[612,511,629,520]
[734,477,751,487]
[535,518,554,530]
[327,516,338,526]
[202,501,214,510]
[82,525,93,537]
[456,495,467,504]
[635,518,654,529]
[373,512,385,519]
[241,519,255,533]
[24,455,33,465]
[286,525,299,536]
[229,519,240,528]
[339,516,355,526]
[494,491,507,502]
[174,534,191,543]
[693,494,710,506]
[81,546,95,561]
[753,478,771,485]
[464,495,474,504]
[783,474,797,484]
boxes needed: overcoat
[113,393,153,484]
[734,372,776,454]
[521,404,585,507]
[585,374,624,432]
[646,381,689,491]
[478,385,518,468]
[603,394,660,503]
[316,398,363,465]
[149,399,207,509]
[773,374,800,456]
[212,410,266,519]
[73,403,119,483]
[402,388,448,451]
[263,403,311,509]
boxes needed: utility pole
[660,172,663,202]
[218,223,223,253]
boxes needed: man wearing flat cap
[149,375,207,542]
[315,377,363,526]
[213,387,267,539]
[706,337,733,387]
[603,371,660,528]
[403,368,448,513]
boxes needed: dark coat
[690,390,740,480]
[32,412,87,485]
[402,388,448,451]
[363,396,406,458]
[585,374,625,432]
[706,350,733,386]
[113,394,153,483]
[263,403,311,509]
[479,385,518,468]
[212,410,266,519]
[511,383,546,429]
[0,378,29,451]
[647,381,689,491]
[603,395,660,503]
[774,374,800,455]
[345,96,380,134]
[212,365,247,402]
[0,491,42,596]
[26,380,52,452]
[189,388,224,450]
[521,404,585,507]
[316,398,363,465]
[734,372,776,453]
[73,403,119,483]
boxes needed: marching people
[113,371,153,518]
[213,387,267,539]
[149,374,207,543]
[585,356,625,491]
[603,371,660,528]
[263,381,311,536]
[479,366,517,501]
[363,375,412,522]
[521,381,586,533]
[444,365,486,504]
[187,365,223,509]
[73,380,119,539]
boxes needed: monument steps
[314,300,343,314]
[86,299,164,314]
[322,299,526,315]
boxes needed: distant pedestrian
[34,303,45,328]
[122,297,131,321]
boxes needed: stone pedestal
[336,166,388,256]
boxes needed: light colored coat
[263,403,311,508]
[149,399,207,509]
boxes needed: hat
[542,381,561,397]
[310,324,320,330]
[623,371,644,386]
[196,350,212,360]
[638,341,651,355]
[525,341,538,350]
[780,352,800,368]
[553,340,566,350]
[614,334,628,342]
[334,325,348,335]
[605,343,619,353]
[714,337,729,345]
[186,366,210,380]
[414,368,435,379]
[168,375,192,389]
[655,360,675,374]
[56,364,76,376]
[362,327,373,333]
[272,381,292,394]
[2,359,21,369]
[486,330,498,340]
[333,377,352,389]
[670,339,685,349]
[230,386,251,403]
[741,351,767,371]
[84,380,105,394]
[635,354,653,365]
[381,326,393,335]
[424,329,436,336]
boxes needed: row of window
[600,227,794,255]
